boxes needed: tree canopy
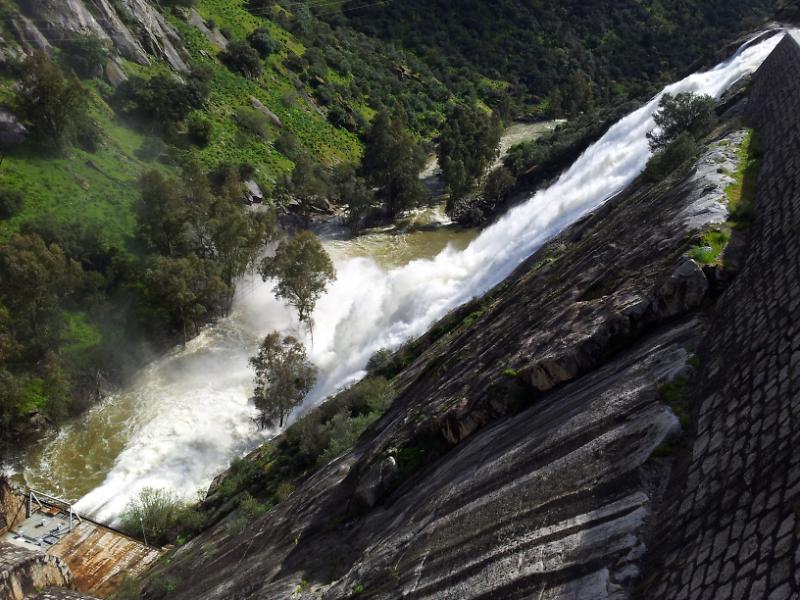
[249,332,317,428]
[360,110,426,217]
[438,102,502,214]
[259,231,335,326]
[647,92,716,151]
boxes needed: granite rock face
[142,34,800,600]
[19,0,188,72]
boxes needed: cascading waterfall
[25,30,783,523]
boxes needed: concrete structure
[0,542,73,600]
[645,30,800,599]
[1,484,162,599]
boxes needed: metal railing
[26,488,82,533]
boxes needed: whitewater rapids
[30,30,783,523]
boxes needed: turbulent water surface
[15,31,784,524]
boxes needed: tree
[247,28,278,58]
[258,231,335,326]
[483,166,516,204]
[117,68,210,128]
[438,102,502,214]
[60,35,108,78]
[222,41,262,79]
[137,171,189,257]
[647,92,716,151]
[337,172,375,233]
[0,234,80,352]
[360,111,426,218]
[145,255,229,344]
[13,51,88,147]
[249,332,317,428]
[0,187,24,219]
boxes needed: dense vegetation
[0,0,779,446]
[338,0,774,116]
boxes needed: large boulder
[0,108,28,151]
[250,96,284,129]
[352,456,398,511]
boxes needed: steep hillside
[127,31,800,600]
[338,0,777,115]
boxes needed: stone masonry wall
[646,31,800,600]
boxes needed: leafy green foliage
[647,92,716,151]
[247,27,278,58]
[120,487,190,547]
[339,0,772,114]
[258,231,335,325]
[439,102,502,210]
[187,114,213,147]
[13,52,89,148]
[0,187,23,219]
[249,332,317,428]
[221,40,262,79]
[59,35,109,79]
[644,132,700,182]
[360,111,426,217]
[115,68,211,131]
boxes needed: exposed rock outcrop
[139,32,800,600]
[250,96,284,129]
[140,109,757,600]
[20,0,189,72]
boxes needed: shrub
[135,136,167,162]
[483,166,516,204]
[247,28,278,58]
[235,106,270,138]
[115,68,210,128]
[60,35,108,78]
[119,487,187,547]
[0,187,24,219]
[644,132,699,182]
[222,41,261,79]
[187,114,212,147]
[647,92,716,151]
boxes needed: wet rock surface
[141,36,800,600]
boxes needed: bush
[115,68,211,128]
[187,114,212,147]
[644,132,699,182]
[235,106,270,138]
[0,187,24,219]
[135,136,167,162]
[647,92,716,151]
[483,166,516,203]
[247,28,278,58]
[222,41,261,79]
[60,35,108,78]
[119,487,187,547]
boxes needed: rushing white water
[33,31,782,523]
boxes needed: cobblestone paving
[648,32,800,600]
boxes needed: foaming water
[23,31,783,523]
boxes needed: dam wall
[646,31,800,599]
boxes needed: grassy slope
[0,0,362,245]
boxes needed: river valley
[9,31,783,525]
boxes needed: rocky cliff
[133,31,800,600]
